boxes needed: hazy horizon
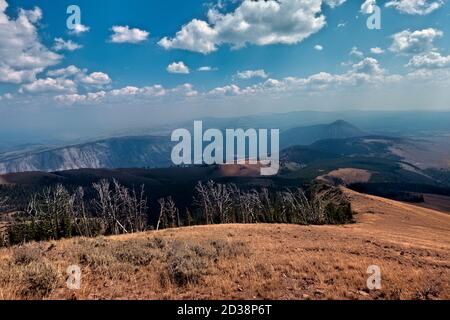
[1,0,450,144]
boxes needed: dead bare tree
[308,185,351,224]
[299,189,326,224]
[92,179,149,235]
[230,187,262,224]
[194,181,234,224]
[24,184,76,239]
[193,181,213,224]
[130,184,148,232]
[274,188,330,224]
[259,188,275,222]
[185,207,193,226]
[69,187,98,237]
[93,179,127,235]
[278,188,312,224]
[156,198,167,231]
[157,197,179,230]
[211,182,233,223]
[112,180,148,233]
[243,189,263,223]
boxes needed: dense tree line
[0,180,352,246]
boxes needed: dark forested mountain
[280,120,366,148]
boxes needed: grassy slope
[0,188,449,300]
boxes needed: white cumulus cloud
[158,0,346,54]
[80,72,112,86]
[370,47,385,54]
[198,66,215,72]
[167,61,190,74]
[350,46,364,58]
[362,0,443,15]
[324,0,347,8]
[407,51,450,69]
[110,25,149,44]
[385,0,443,15]
[208,84,241,96]
[361,0,377,14]
[41,65,112,95]
[47,65,83,78]
[390,28,443,54]
[0,0,61,84]
[70,23,90,35]
[20,77,77,94]
[53,38,82,52]
[236,69,268,79]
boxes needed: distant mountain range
[0,119,447,175]
[0,120,370,174]
[95,110,450,140]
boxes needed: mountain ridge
[0,136,174,174]
[280,120,366,148]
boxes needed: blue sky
[1,0,450,140]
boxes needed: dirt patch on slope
[318,168,372,185]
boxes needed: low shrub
[210,240,249,259]
[166,241,209,287]
[12,245,42,265]
[112,241,157,266]
[20,261,59,299]
[78,248,116,271]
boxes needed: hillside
[0,188,448,300]
[0,136,173,174]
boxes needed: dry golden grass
[0,188,449,300]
